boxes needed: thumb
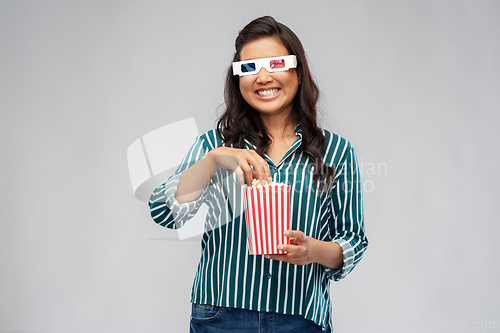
[234,165,245,185]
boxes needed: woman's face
[238,37,299,119]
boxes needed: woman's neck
[260,112,296,140]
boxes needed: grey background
[1,1,499,332]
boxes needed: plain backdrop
[1,1,499,332]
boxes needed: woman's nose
[255,68,273,83]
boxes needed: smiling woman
[148,16,368,333]
[237,37,299,121]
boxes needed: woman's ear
[298,74,302,85]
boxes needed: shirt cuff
[162,172,210,229]
[324,239,355,281]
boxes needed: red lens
[270,59,285,69]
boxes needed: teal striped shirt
[149,125,368,330]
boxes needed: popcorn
[248,178,276,187]
[243,179,290,255]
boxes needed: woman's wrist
[309,238,343,270]
[206,149,220,177]
[176,151,219,204]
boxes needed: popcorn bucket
[243,183,290,255]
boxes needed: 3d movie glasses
[232,55,297,76]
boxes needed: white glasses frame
[232,55,298,76]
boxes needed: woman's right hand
[207,147,271,186]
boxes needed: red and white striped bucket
[243,183,290,255]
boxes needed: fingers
[278,230,308,254]
[264,230,309,264]
[234,150,270,185]
[245,150,271,184]
[265,254,288,261]
[237,159,256,186]
[265,250,306,264]
[242,162,255,186]
[277,243,305,254]
[284,230,307,241]
[210,147,271,185]
[234,166,245,185]
[250,151,271,182]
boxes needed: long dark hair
[217,16,334,190]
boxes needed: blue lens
[241,63,256,73]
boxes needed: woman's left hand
[265,230,316,265]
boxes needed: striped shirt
[149,125,368,330]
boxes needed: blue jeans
[190,303,331,333]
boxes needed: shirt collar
[294,123,302,137]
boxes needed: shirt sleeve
[148,135,212,229]
[324,144,369,281]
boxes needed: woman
[149,16,368,332]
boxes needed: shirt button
[267,273,272,279]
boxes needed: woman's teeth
[257,88,279,97]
